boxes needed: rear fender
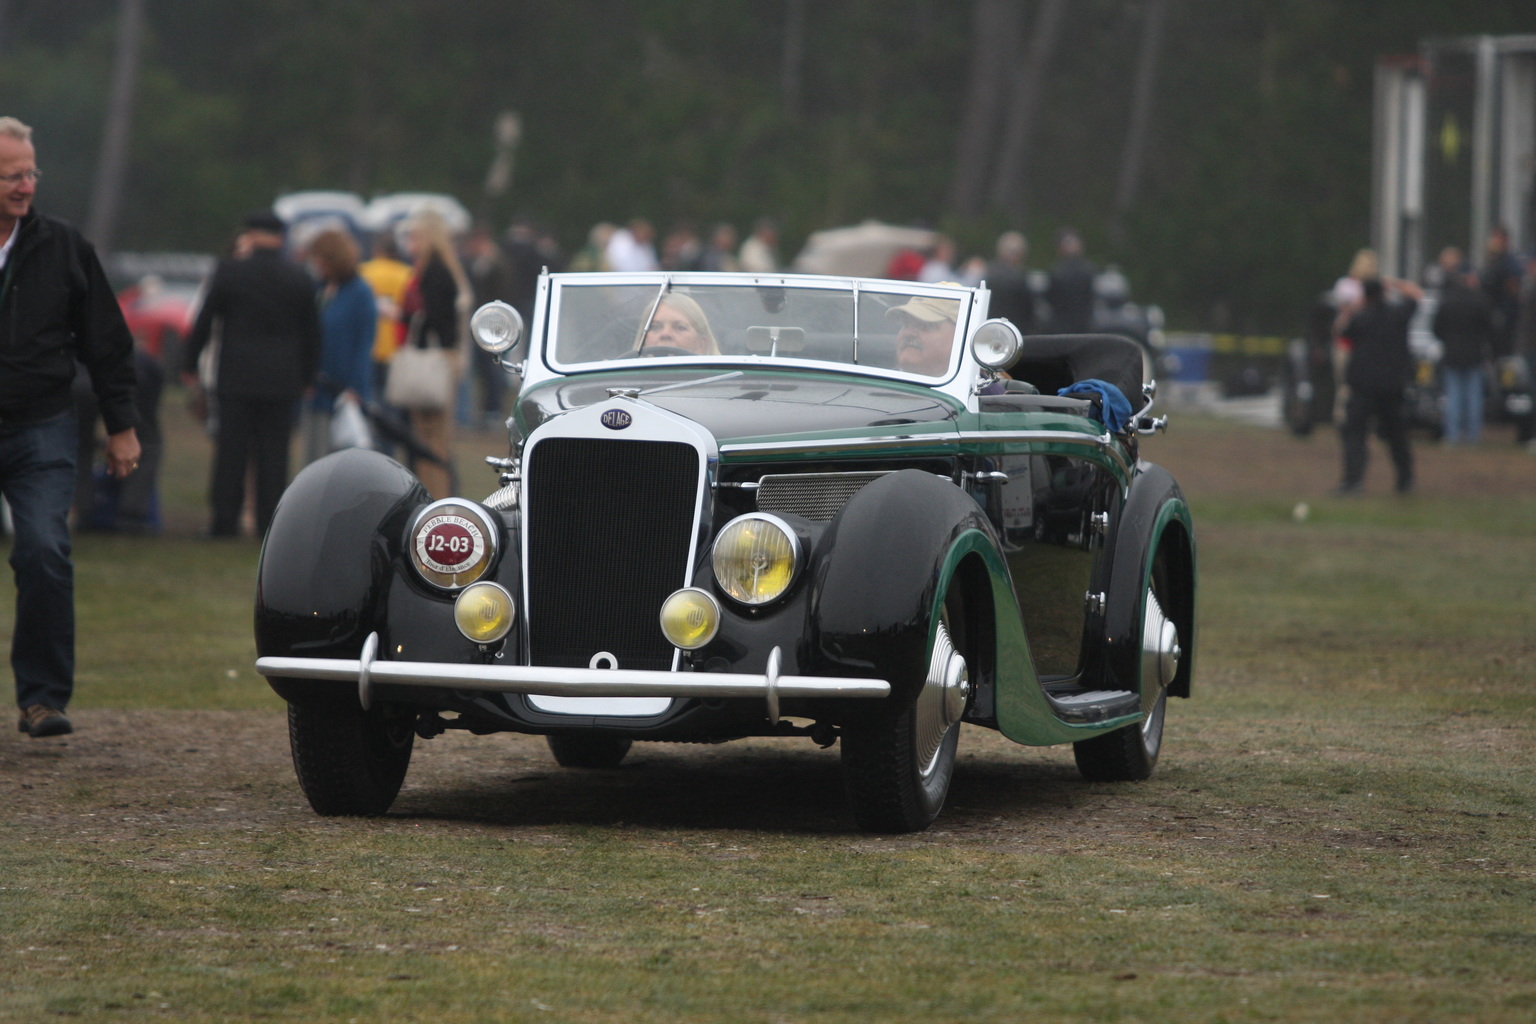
[1098,463,1196,698]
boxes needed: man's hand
[105,427,142,479]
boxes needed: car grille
[525,437,700,671]
[756,471,890,522]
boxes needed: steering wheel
[630,345,696,359]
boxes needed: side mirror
[970,318,1022,369]
[470,301,524,355]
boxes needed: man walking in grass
[0,116,141,738]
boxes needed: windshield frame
[532,272,983,390]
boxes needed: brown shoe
[19,705,72,738]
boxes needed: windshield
[547,278,969,379]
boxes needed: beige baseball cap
[885,294,960,324]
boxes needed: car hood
[517,368,962,446]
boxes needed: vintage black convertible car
[256,272,1196,833]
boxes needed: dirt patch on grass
[3,711,1216,846]
[0,709,1471,864]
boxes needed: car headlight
[711,513,799,606]
[454,582,515,644]
[408,499,500,589]
[659,588,721,649]
[970,318,1022,369]
[470,300,524,354]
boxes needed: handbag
[384,313,455,411]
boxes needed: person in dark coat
[0,116,141,738]
[1479,225,1523,357]
[1430,246,1495,445]
[181,210,320,538]
[1337,276,1423,494]
[1045,228,1096,334]
[986,230,1035,334]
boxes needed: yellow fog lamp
[711,513,800,606]
[453,582,516,644]
[659,588,721,650]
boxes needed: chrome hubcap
[1139,589,1179,750]
[914,620,969,779]
[1141,590,1181,692]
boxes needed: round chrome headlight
[408,499,500,589]
[470,300,524,354]
[659,588,721,649]
[454,582,516,644]
[970,318,1023,369]
[711,513,800,606]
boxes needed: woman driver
[634,293,720,355]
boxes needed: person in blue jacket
[303,228,377,462]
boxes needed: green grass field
[1,398,1533,1022]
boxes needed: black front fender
[812,469,1000,709]
[255,449,427,687]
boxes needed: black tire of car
[546,734,633,769]
[287,697,415,816]
[840,585,967,833]
[1073,542,1176,782]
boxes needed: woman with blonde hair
[394,209,471,498]
[1333,248,1379,317]
[634,293,720,356]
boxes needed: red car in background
[109,252,214,368]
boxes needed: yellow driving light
[659,587,722,650]
[453,582,515,644]
[712,513,800,606]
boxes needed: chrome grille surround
[519,399,716,716]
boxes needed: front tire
[840,595,970,833]
[288,697,415,815]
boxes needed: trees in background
[1,0,1531,333]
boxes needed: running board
[1044,688,1140,724]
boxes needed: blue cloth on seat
[1057,378,1134,433]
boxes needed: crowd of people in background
[1326,224,1536,494]
[83,202,1536,538]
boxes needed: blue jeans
[0,410,78,711]
[1440,365,1484,444]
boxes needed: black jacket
[1432,282,1494,369]
[1046,256,1096,334]
[183,246,320,400]
[1342,297,1417,391]
[0,209,138,433]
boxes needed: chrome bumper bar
[256,633,890,723]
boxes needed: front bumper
[256,633,891,723]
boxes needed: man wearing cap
[889,294,960,377]
[182,211,320,538]
[0,116,141,738]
